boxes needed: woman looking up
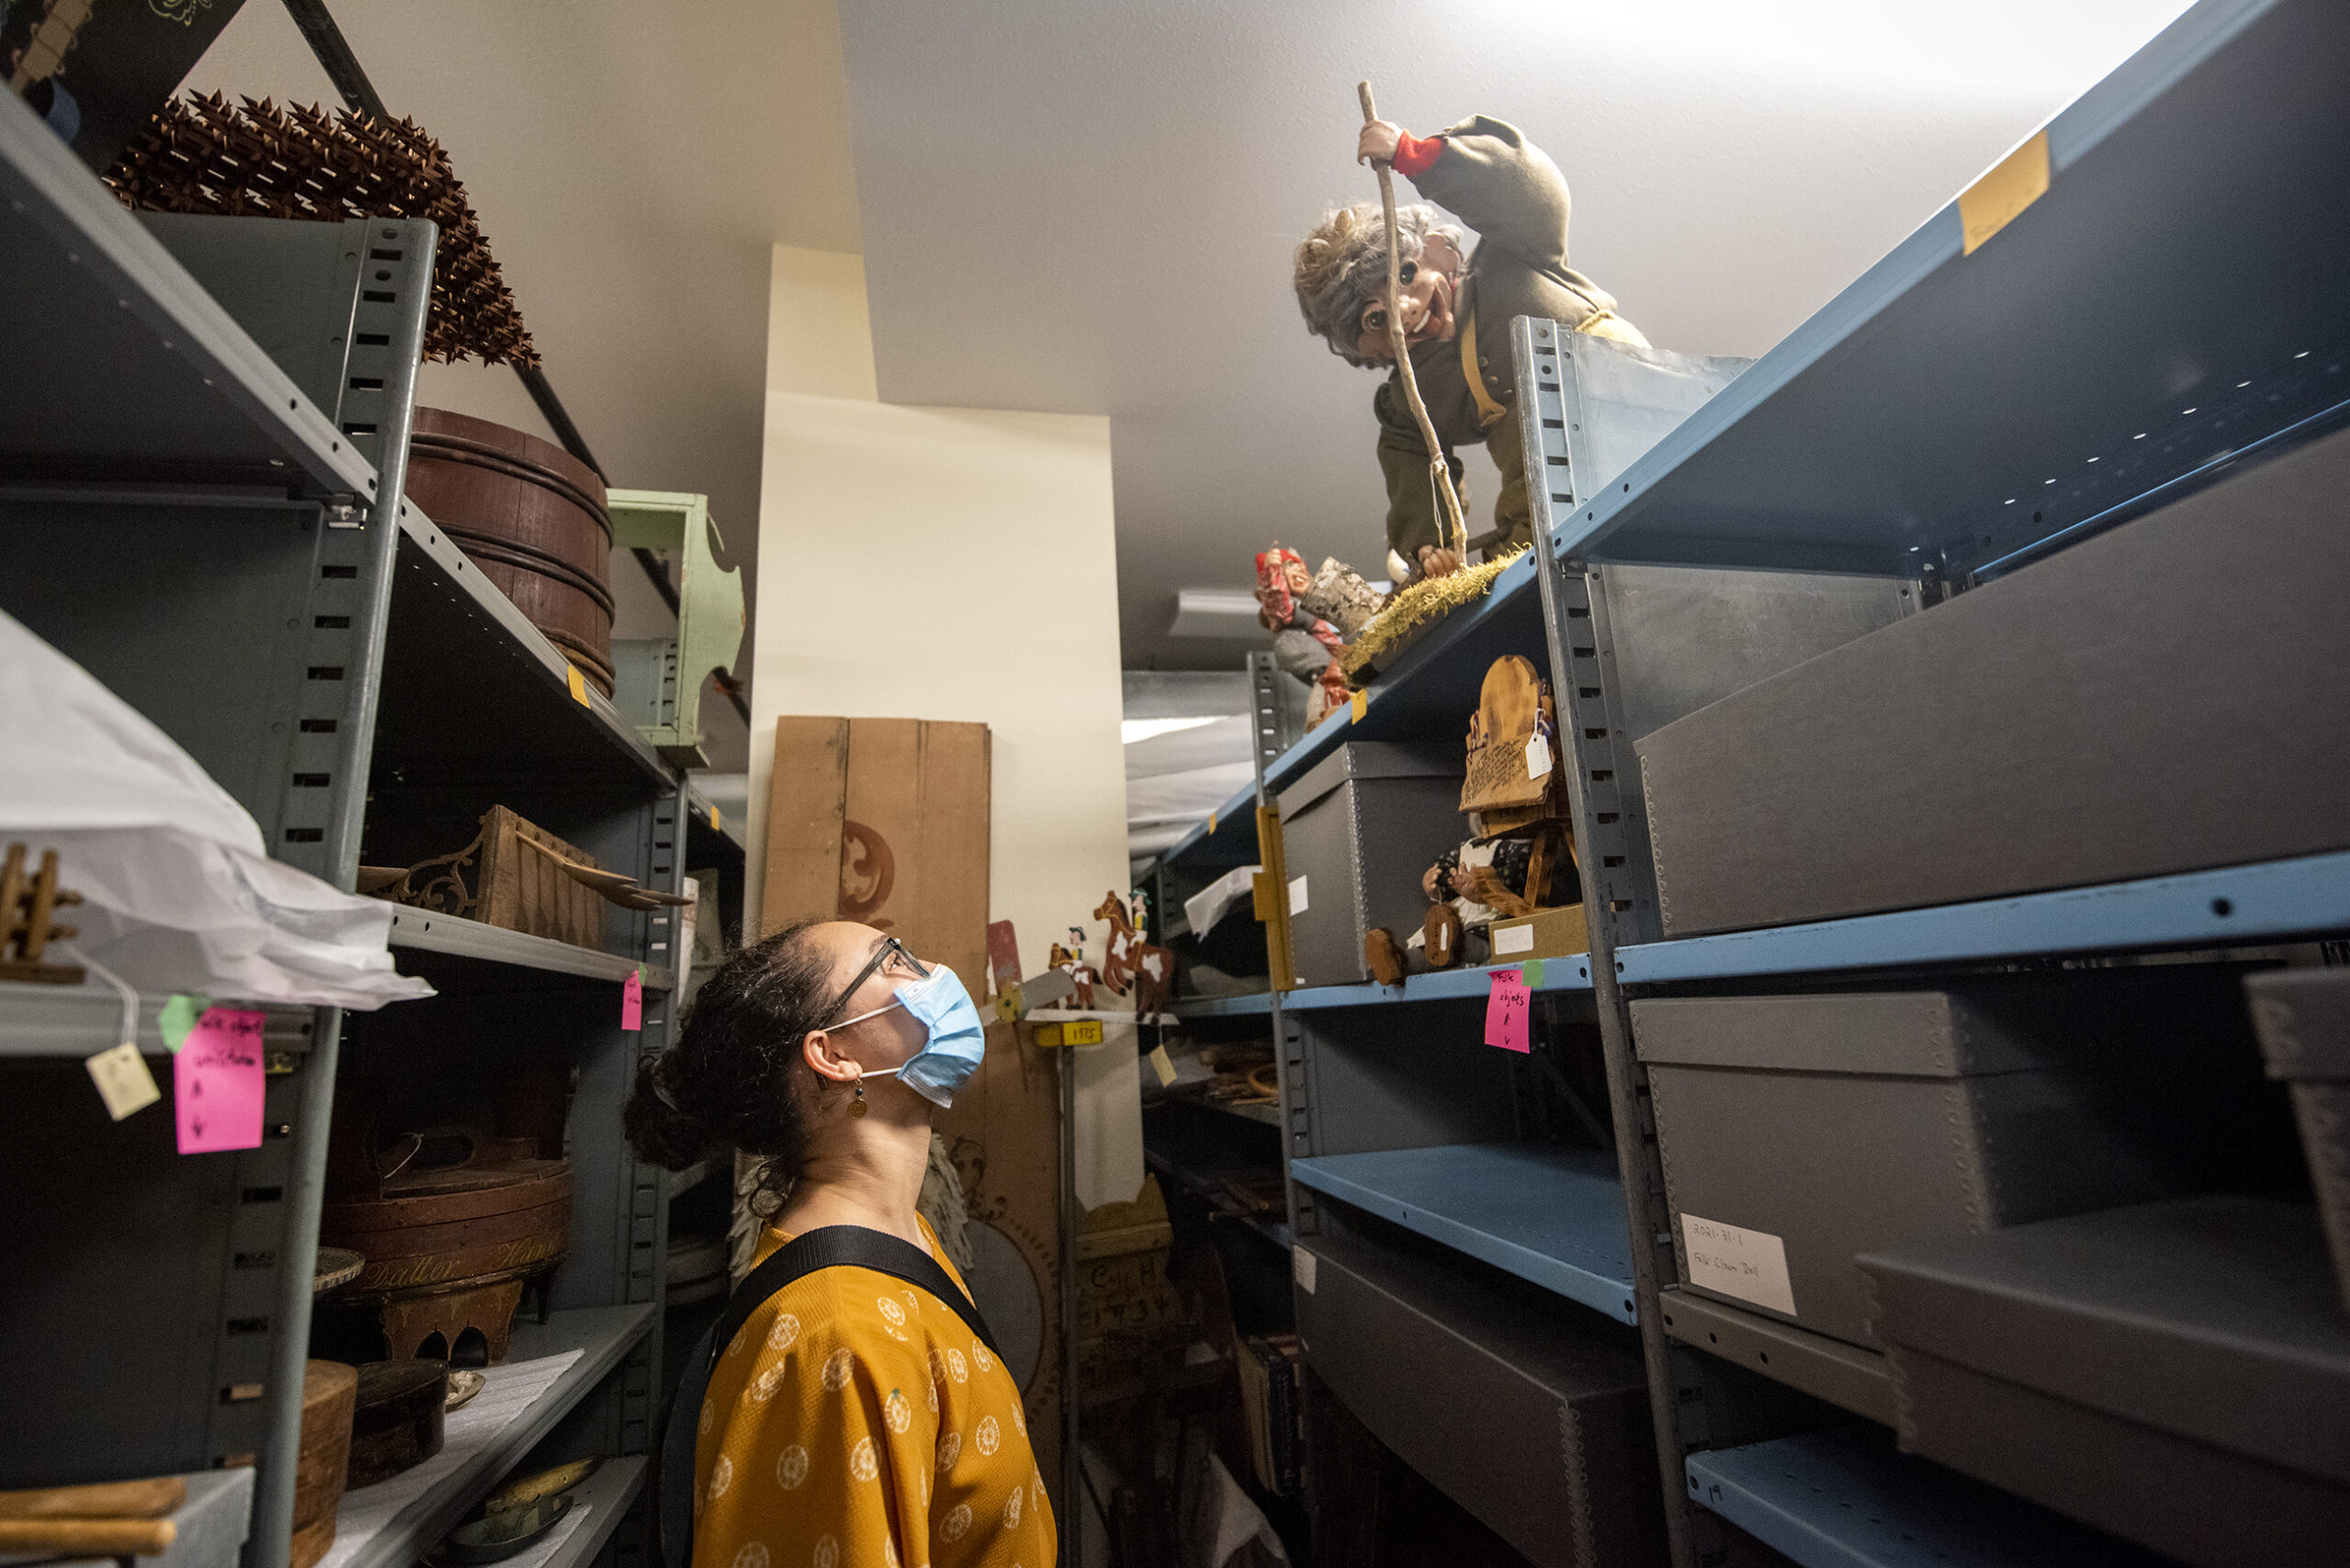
[626,921,1056,1568]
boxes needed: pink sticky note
[174,1008,267,1154]
[622,969,644,1032]
[1484,969,1531,1054]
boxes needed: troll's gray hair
[1293,200,1469,368]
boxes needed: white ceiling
[186,0,866,667]
[183,0,2194,679]
[835,0,2194,666]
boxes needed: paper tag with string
[63,944,162,1122]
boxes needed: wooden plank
[760,716,850,939]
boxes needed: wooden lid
[302,1360,359,1413]
[355,1360,449,1420]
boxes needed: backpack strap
[657,1226,1002,1568]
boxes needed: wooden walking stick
[1359,80,1469,567]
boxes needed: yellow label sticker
[1349,689,1368,722]
[565,664,589,706]
[1959,130,2050,256]
[1063,1018,1104,1046]
[709,804,722,832]
[1032,1022,1062,1047]
[1208,812,1217,835]
[1148,1044,1178,1087]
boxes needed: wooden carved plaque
[1459,655,1557,816]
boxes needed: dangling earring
[848,1072,868,1118]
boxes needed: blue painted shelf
[1290,1142,1636,1324]
[1169,954,1595,1018]
[1687,1428,2171,1568]
[1618,848,2350,984]
[1559,0,2350,581]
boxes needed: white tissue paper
[0,610,432,1009]
[1182,863,1261,941]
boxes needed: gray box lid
[1631,982,2144,1079]
[1276,738,1457,819]
[1858,1196,2350,1486]
[2244,968,2350,1081]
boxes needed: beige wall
[744,246,1128,980]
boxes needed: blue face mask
[834,963,989,1108]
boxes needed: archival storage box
[1630,976,2252,1348]
[1292,1229,1662,1568]
[2244,965,2350,1316]
[1275,740,1463,988]
[1858,1196,2350,1568]
[1632,420,2350,936]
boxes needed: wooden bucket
[406,408,615,695]
[291,1360,358,1568]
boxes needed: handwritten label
[1288,875,1309,916]
[1491,921,1535,957]
[1484,969,1531,1053]
[174,1009,267,1154]
[87,1043,162,1121]
[1148,1045,1178,1087]
[159,992,209,1052]
[621,969,643,1031]
[1063,1019,1104,1046]
[1349,689,1368,722]
[1292,1246,1317,1294]
[1526,732,1552,779]
[1959,129,2051,255]
[1680,1213,1796,1316]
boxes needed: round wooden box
[406,408,615,695]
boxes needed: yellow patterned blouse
[691,1218,1057,1568]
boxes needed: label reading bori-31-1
[1679,1213,1796,1316]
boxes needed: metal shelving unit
[0,73,681,1568]
[1142,3,2350,1563]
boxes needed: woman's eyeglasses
[823,936,929,1024]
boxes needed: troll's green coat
[1374,116,1647,563]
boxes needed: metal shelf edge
[386,908,677,990]
[1617,849,2350,983]
[1659,1288,1897,1428]
[0,88,377,498]
[333,1303,655,1568]
[397,513,671,784]
[540,1453,650,1568]
[1291,1151,1638,1325]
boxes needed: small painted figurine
[1256,545,1350,723]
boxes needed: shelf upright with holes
[0,81,683,1568]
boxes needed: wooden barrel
[321,1160,573,1297]
[350,1361,449,1488]
[406,409,616,695]
[292,1361,358,1568]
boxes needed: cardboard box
[1633,422,2350,936]
[1488,904,1590,962]
[762,716,990,995]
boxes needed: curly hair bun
[622,1053,716,1171]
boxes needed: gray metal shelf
[0,88,374,497]
[541,1453,651,1568]
[386,907,677,990]
[1686,1428,2172,1568]
[328,1305,654,1568]
[0,84,681,1568]
[1291,1144,1637,1325]
[0,984,320,1060]
[1616,847,2350,984]
[1656,1290,1895,1428]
